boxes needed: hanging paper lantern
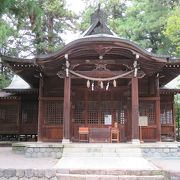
[134,68,137,77]
[66,68,69,77]
[87,80,90,88]
[136,54,139,59]
[100,81,103,89]
[106,81,109,91]
[113,80,117,87]
[92,82,94,91]
[65,54,68,60]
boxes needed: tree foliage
[0,0,77,88]
[0,0,15,47]
[0,74,11,89]
[164,6,180,55]
[0,62,12,89]
[80,0,179,56]
[0,0,77,57]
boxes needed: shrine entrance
[71,83,130,142]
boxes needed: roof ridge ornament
[82,3,114,36]
[91,4,107,24]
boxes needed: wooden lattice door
[72,90,128,142]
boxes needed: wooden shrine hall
[0,8,180,143]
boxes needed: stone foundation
[1,168,180,180]
[141,144,180,157]
[12,143,63,159]
[12,142,180,159]
[0,169,57,180]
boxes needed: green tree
[0,74,11,89]
[0,0,77,88]
[164,6,180,56]
[0,0,77,57]
[80,0,179,55]
[0,0,15,47]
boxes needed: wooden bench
[111,127,120,143]
[89,127,111,143]
[79,127,89,142]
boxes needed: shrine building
[0,8,180,143]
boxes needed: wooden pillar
[85,90,88,126]
[155,76,161,141]
[38,77,43,142]
[127,97,132,141]
[172,96,176,141]
[62,77,71,143]
[131,77,140,143]
[156,99,161,141]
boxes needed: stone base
[131,139,140,144]
[62,139,71,144]
[12,142,180,159]
[12,142,63,158]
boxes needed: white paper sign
[139,116,148,126]
[104,114,112,125]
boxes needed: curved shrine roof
[1,8,180,88]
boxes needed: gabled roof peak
[90,4,107,24]
[83,5,115,36]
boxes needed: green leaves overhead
[80,0,180,56]
[0,20,14,46]
[0,74,11,89]
[164,6,180,55]
[0,0,179,58]
[0,0,76,56]
[0,0,77,88]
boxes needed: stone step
[62,152,142,157]
[56,169,167,180]
[63,147,141,153]
[62,147,142,157]
[57,169,165,176]
[56,174,166,180]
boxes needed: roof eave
[36,36,169,64]
[1,55,36,64]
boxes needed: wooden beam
[139,97,160,101]
[39,97,64,101]
[63,77,71,142]
[131,77,140,141]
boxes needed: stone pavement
[150,158,180,173]
[0,147,58,169]
[0,145,180,179]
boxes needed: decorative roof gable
[83,5,115,36]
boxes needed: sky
[61,0,86,43]
[66,0,86,14]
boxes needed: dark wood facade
[0,92,38,141]
[1,8,180,142]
